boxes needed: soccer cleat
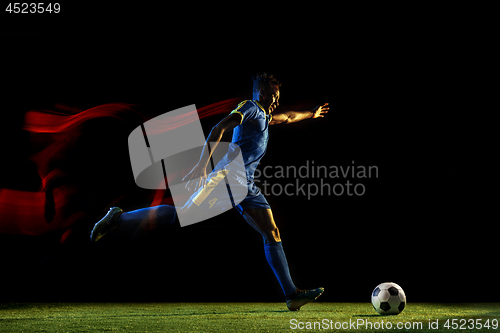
[286,287,325,311]
[90,207,123,242]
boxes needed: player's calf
[90,205,178,242]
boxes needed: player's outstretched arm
[270,103,329,125]
[182,112,241,191]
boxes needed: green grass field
[1,302,499,332]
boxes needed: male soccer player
[91,73,329,311]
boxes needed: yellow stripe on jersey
[230,100,271,124]
[234,100,249,111]
[230,100,249,124]
[230,110,244,124]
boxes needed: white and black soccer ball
[371,282,406,315]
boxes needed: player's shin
[118,205,179,231]
[264,241,297,299]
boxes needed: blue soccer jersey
[230,100,271,183]
[228,100,272,209]
[182,100,272,217]
[205,100,271,210]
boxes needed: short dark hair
[251,72,282,94]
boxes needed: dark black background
[1,5,495,303]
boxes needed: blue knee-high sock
[264,241,297,298]
[118,205,178,231]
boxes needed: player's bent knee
[264,227,281,243]
[273,227,281,242]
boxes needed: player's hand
[182,163,208,192]
[311,103,329,118]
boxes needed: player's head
[252,72,281,113]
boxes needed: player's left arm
[269,103,329,125]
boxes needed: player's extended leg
[90,205,178,242]
[241,208,324,311]
[91,168,236,241]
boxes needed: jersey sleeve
[230,100,259,124]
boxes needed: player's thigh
[178,169,238,222]
[243,208,280,242]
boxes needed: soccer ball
[371,282,406,315]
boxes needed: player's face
[261,85,280,114]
